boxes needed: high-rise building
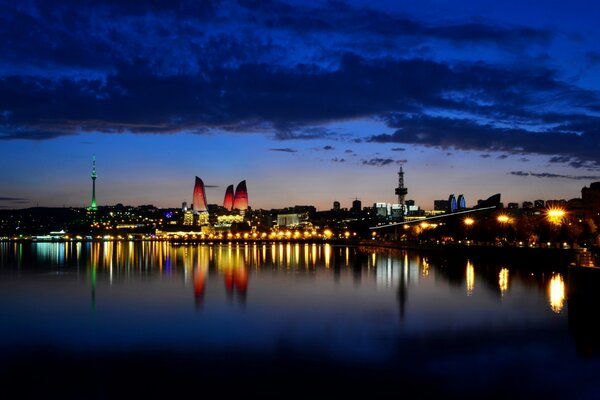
[582,182,600,214]
[534,199,545,208]
[223,185,234,211]
[434,200,449,211]
[448,194,457,212]
[89,155,97,211]
[233,180,248,211]
[522,201,533,209]
[351,199,362,212]
[457,194,466,210]
[193,176,208,213]
[333,201,340,211]
[182,201,188,211]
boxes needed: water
[0,241,598,398]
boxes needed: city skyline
[2,1,600,210]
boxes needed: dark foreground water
[0,241,599,399]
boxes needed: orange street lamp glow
[546,208,566,225]
[464,218,475,226]
[497,215,510,223]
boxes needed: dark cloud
[0,197,28,202]
[331,157,345,163]
[497,154,509,159]
[480,154,491,158]
[269,148,297,153]
[322,145,334,150]
[0,0,598,170]
[344,149,353,153]
[370,113,600,168]
[204,185,220,188]
[391,147,405,151]
[362,158,403,166]
[510,171,600,180]
[586,52,600,65]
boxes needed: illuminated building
[233,180,248,211]
[217,215,244,225]
[223,184,234,211]
[193,176,208,214]
[197,212,209,226]
[457,194,466,209]
[89,155,97,211]
[448,194,457,212]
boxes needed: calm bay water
[0,241,599,398]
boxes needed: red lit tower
[223,184,234,211]
[192,176,208,213]
[233,180,248,211]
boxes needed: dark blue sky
[1,0,600,209]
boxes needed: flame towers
[223,185,234,211]
[233,180,248,211]
[193,176,208,213]
[191,177,248,214]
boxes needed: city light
[497,215,510,223]
[546,208,566,225]
[464,217,474,226]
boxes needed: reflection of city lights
[466,260,474,295]
[549,273,565,313]
[422,258,429,277]
[499,268,509,295]
[546,208,566,226]
[324,244,331,269]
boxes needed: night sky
[1,0,600,210]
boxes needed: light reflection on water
[0,241,598,377]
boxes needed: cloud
[586,52,600,65]
[204,185,220,188]
[269,148,297,153]
[344,149,353,153]
[362,158,403,166]
[480,154,491,158]
[391,147,405,151]
[331,157,345,162]
[0,197,28,201]
[497,154,509,159]
[0,0,599,170]
[369,113,600,168]
[322,145,334,150]
[510,171,600,180]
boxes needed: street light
[497,215,510,224]
[464,217,474,226]
[546,208,566,226]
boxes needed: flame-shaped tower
[193,176,208,213]
[233,180,248,211]
[223,184,234,211]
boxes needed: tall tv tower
[395,165,408,219]
[90,155,97,211]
